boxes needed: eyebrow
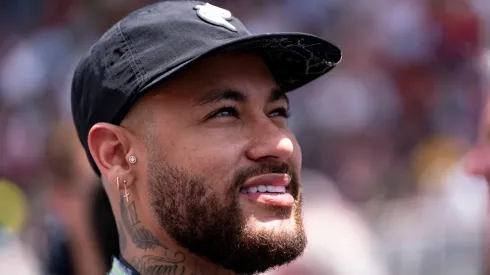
[193,87,289,107]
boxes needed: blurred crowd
[1,0,490,274]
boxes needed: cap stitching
[121,25,149,83]
[116,22,146,88]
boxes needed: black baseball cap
[71,0,342,175]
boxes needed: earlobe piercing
[129,156,137,164]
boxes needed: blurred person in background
[90,181,122,272]
[0,228,42,275]
[0,178,42,275]
[70,1,341,274]
[42,120,107,275]
[464,51,490,182]
[465,49,490,275]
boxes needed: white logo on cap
[194,3,237,32]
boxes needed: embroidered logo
[194,3,237,32]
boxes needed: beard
[147,150,307,274]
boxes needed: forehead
[148,52,279,104]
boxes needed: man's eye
[209,107,239,118]
[269,107,291,118]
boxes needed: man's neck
[121,250,191,275]
[119,240,235,275]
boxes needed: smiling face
[129,52,306,273]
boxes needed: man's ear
[88,123,135,188]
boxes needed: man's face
[136,52,306,274]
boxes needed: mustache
[230,162,299,195]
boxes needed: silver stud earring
[128,156,137,164]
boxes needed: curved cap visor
[142,32,342,93]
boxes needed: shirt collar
[108,256,140,275]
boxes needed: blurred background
[1,0,490,274]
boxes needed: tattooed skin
[130,255,186,275]
[119,195,189,274]
[117,221,127,253]
[120,197,165,250]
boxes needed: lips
[239,173,295,207]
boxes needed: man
[71,1,342,274]
[465,51,490,183]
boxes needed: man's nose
[245,122,294,163]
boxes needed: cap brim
[141,32,342,93]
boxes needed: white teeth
[242,185,286,194]
[275,186,286,193]
[257,185,267,192]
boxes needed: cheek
[169,140,244,190]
